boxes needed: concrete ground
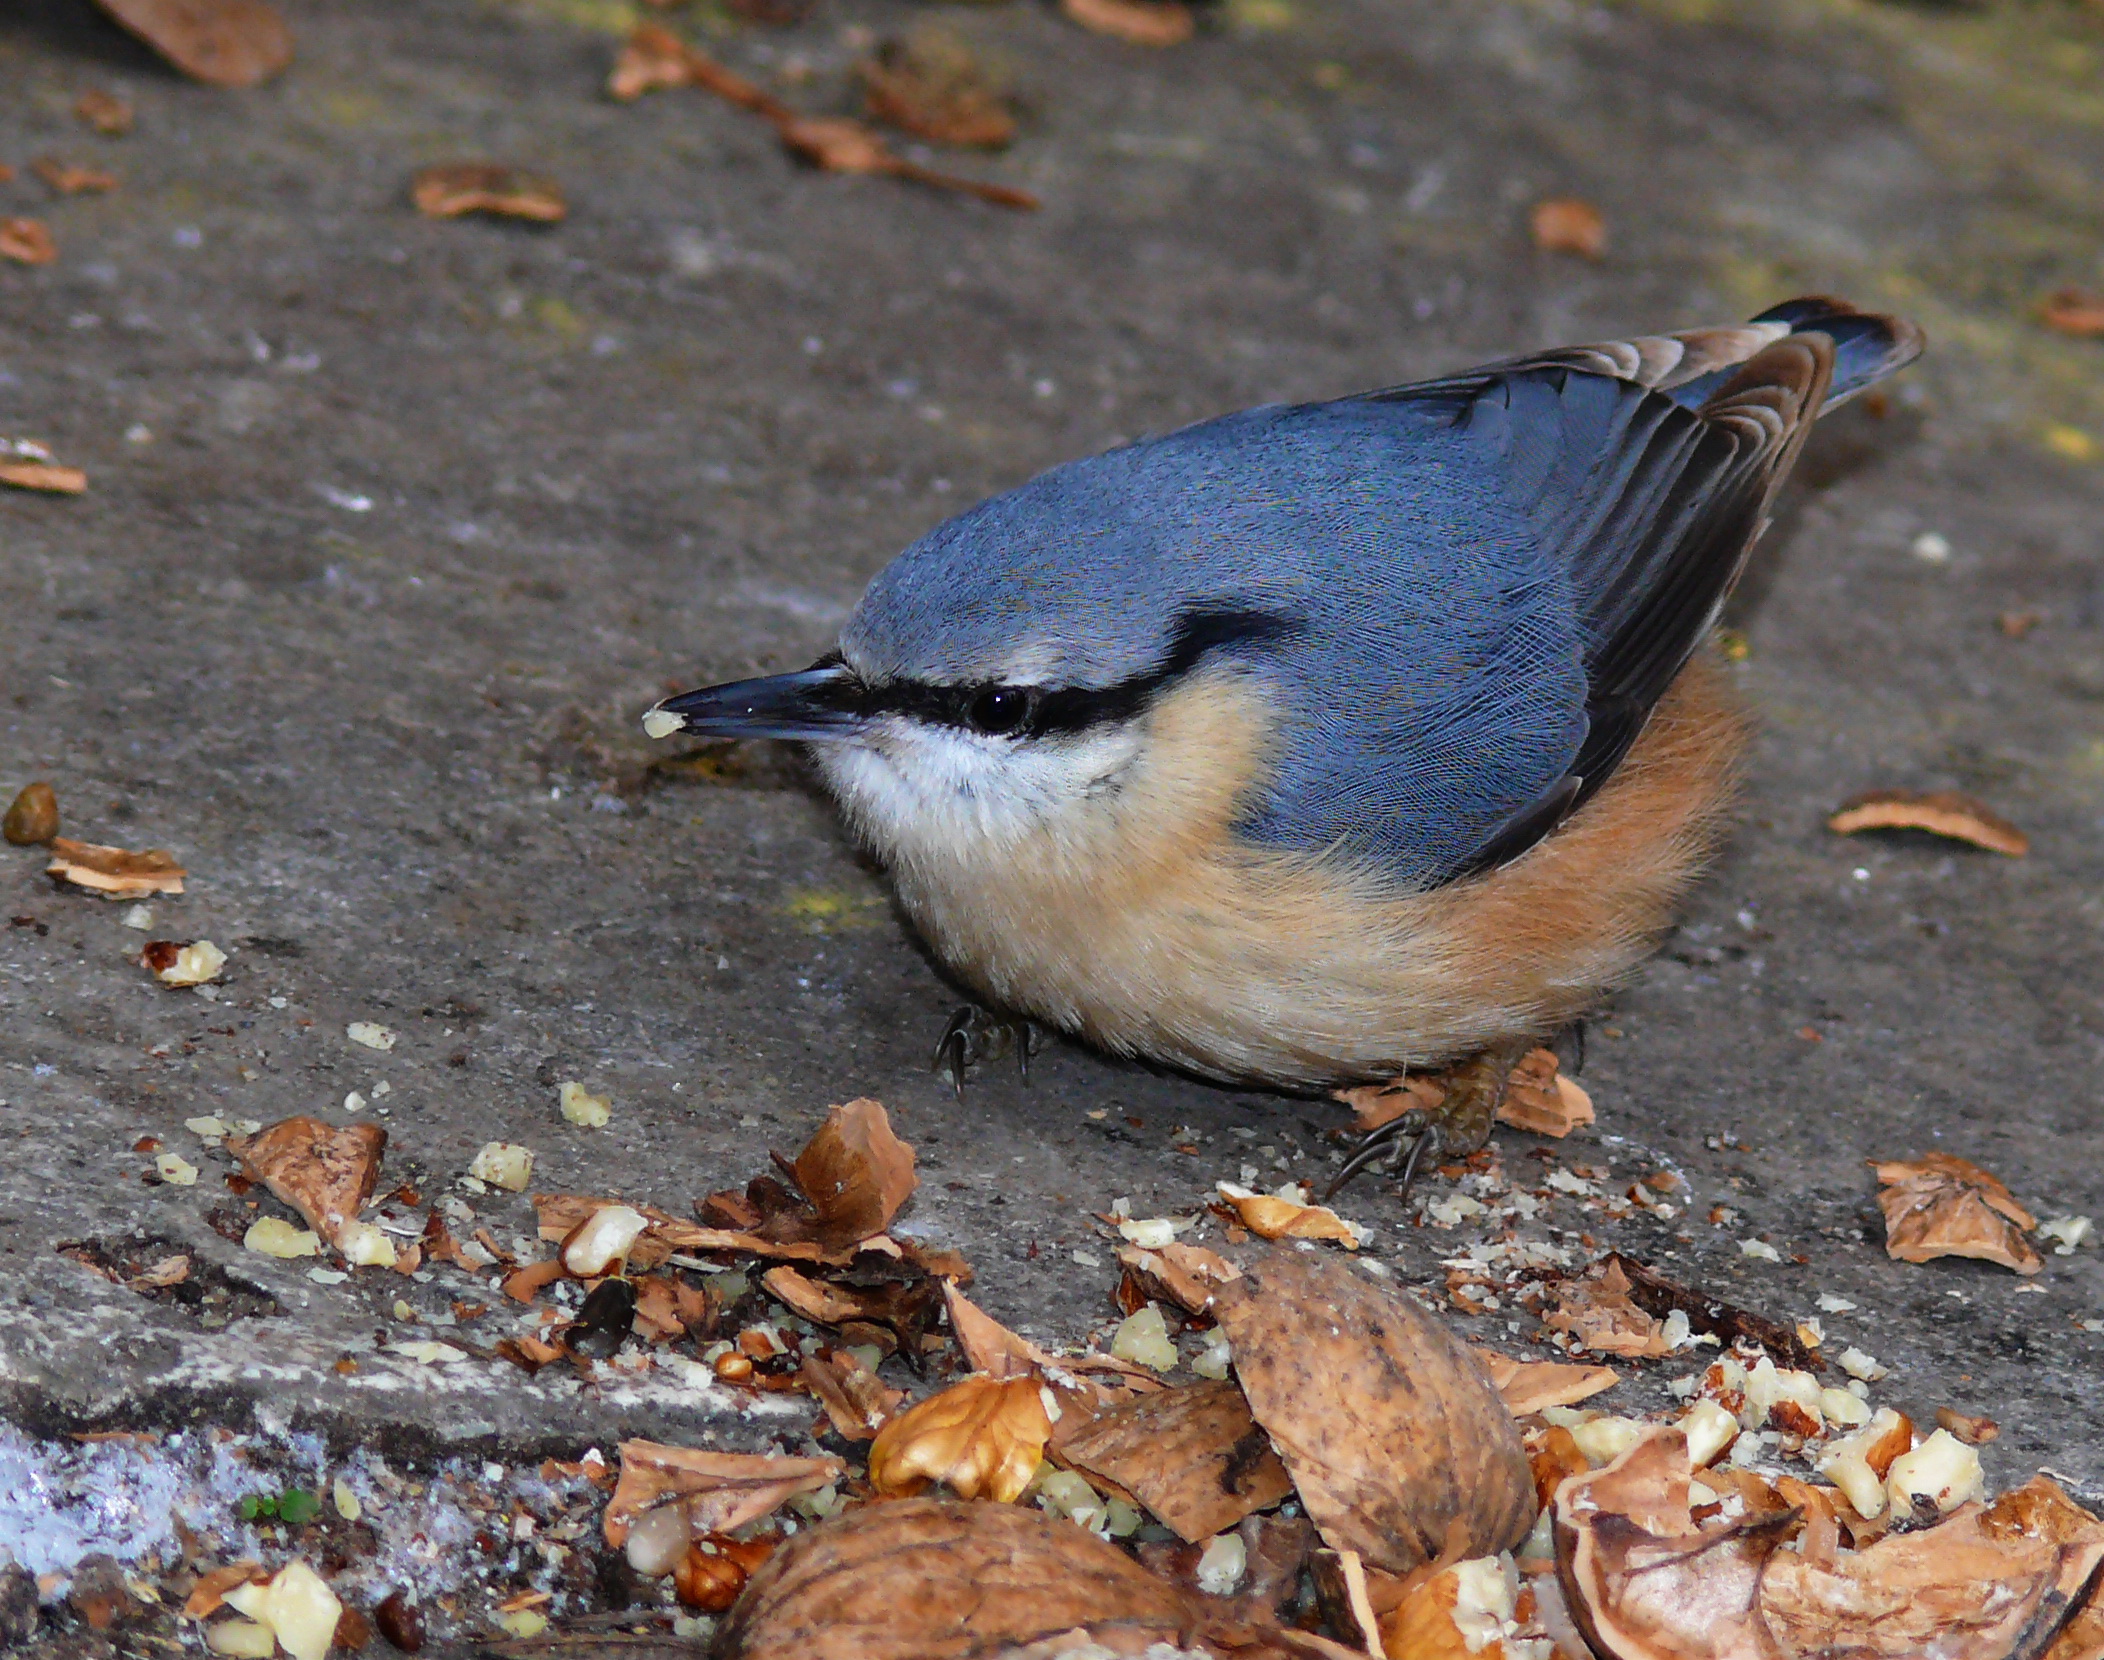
[0,0,2101,1634]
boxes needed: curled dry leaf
[92,0,293,87]
[0,219,60,267]
[1116,1240,1239,1317]
[2040,288,2104,339]
[232,1117,386,1247]
[1056,1376,1293,1543]
[411,164,566,224]
[4,782,60,846]
[791,1097,917,1248]
[1828,788,2029,856]
[46,837,184,897]
[602,1442,841,1548]
[712,1496,1198,1660]
[1470,1348,1618,1416]
[1545,1259,1671,1359]
[858,33,1017,150]
[1557,1427,2104,1660]
[1060,0,1196,48]
[1874,1153,2041,1275]
[866,1374,1052,1504]
[1213,1248,1536,1576]
[1215,1182,1365,1248]
[1531,197,1607,258]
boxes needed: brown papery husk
[1056,1377,1293,1543]
[1555,1426,2104,1660]
[1211,1248,1536,1576]
[710,1496,1199,1659]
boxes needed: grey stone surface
[0,0,2099,1501]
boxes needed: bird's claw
[932,1005,1039,1099]
[1324,1039,1533,1201]
[1323,1109,1448,1202]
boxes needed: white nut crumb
[1887,1428,1983,1516]
[1816,1293,1857,1314]
[1739,1239,1782,1263]
[185,1115,229,1141]
[641,708,684,740]
[1569,1416,1648,1468]
[1109,1303,1178,1372]
[1909,531,1952,563]
[1195,1532,1247,1596]
[1680,1398,1739,1466]
[205,1616,276,1658]
[2039,1215,2095,1254]
[337,1220,398,1269]
[342,1091,366,1114]
[559,1080,612,1128]
[563,1204,650,1276]
[331,1478,361,1522]
[120,904,154,931]
[1192,1327,1232,1380]
[244,1217,321,1259]
[1837,1346,1888,1382]
[155,939,228,986]
[469,1142,535,1192]
[224,1562,343,1660]
[347,1021,397,1051]
[1116,1216,1182,1248]
[388,1341,466,1365]
[155,1152,198,1186]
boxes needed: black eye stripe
[836,606,1300,738]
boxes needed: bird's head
[647,447,1305,867]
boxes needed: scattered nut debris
[1340,1047,1593,1139]
[1874,1153,2042,1275]
[607,24,1039,209]
[1603,1252,1823,1371]
[858,32,1017,150]
[1059,0,1196,48]
[140,938,226,986]
[220,1560,340,1660]
[75,88,135,135]
[243,1216,321,1259]
[1557,1428,2104,1660]
[0,217,60,267]
[33,157,119,195]
[3,782,59,846]
[604,1442,842,1552]
[46,836,185,897]
[1828,788,2029,856]
[1531,196,1607,258]
[346,1020,396,1051]
[469,1141,535,1192]
[1215,1180,1366,1247]
[411,164,567,223]
[1057,1377,1293,1542]
[2041,287,2104,337]
[1213,1248,1536,1575]
[91,0,293,88]
[1547,1257,1674,1358]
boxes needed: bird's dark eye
[966,687,1035,737]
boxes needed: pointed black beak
[645,662,866,743]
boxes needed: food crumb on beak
[642,709,683,740]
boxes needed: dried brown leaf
[1060,0,1195,48]
[942,1278,1056,1382]
[713,1496,1198,1659]
[75,90,135,136]
[1556,1427,2104,1660]
[607,22,694,101]
[858,34,1016,150]
[602,1441,841,1548]
[92,0,292,88]
[1057,1377,1293,1543]
[231,1117,385,1245]
[3,783,59,847]
[0,220,59,267]
[791,1097,917,1246]
[1531,197,1606,258]
[1874,1153,2041,1275]
[1471,1347,1619,1416]
[1213,1249,1536,1576]
[411,164,566,224]
[1499,1049,1595,1138]
[46,837,184,896]
[180,1561,266,1620]
[866,1374,1052,1504]
[1829,788,2028,856]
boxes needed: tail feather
[1660,295,1924,412]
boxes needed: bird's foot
[931,1005,1040,1099]
[1325,1038,1535,1202]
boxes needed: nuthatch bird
[649,297,1922,1187]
